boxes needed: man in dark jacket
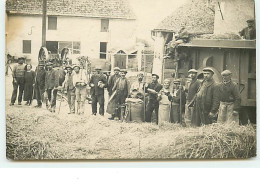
[191,67,219,126]
[89,67,107,116]
[145,73,163,124]
[217,70,241,124]
[112,69,130,120]
[107,67,120,97]
[45,62,59,112]
[239,19,256,40]
[10,57,26,106]
[34,62,46,108]
[185,69,201,125]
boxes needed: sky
[128,0,188,41]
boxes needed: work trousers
[92,94,105,115]
[47,89,58,109]
[217,102,239,124]
[11,77,24,104]
[35,85,45,106]
[171,104,180,123]
[67,88,76,113]
[184,104,194,126]
[146,100,159,124]
[75,86,87,114]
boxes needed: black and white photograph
[5,0,256,160]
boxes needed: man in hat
[185,69,201,124]
[217,70,241,123]
[192,67,219,126]
[112,69,130,120]
[169,79,186,124]
[107,67,120,97]
[10,57,26,106]
[89,66,107,116]
[145,73,163,124]
[239,19,256,40]
[34,62,46,108]
[45,61,59,112]
[63,65,76,114]
[73,64,88,114]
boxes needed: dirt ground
[5,70,257,160]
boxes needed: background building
[5,0,137,69]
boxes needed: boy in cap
[112,69,130,120]
[145,73,163,124]
[10,57,26,106]
[217,70,241,124]
[185,69,200,125]
[192,67,219,126]
[169,79,186,124]
[63,65,76,114]
[73,64,88,114]
[89,66,107,116]
[34,62,46,108]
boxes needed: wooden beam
[42,0,47,47]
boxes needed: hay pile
[6,106,256,160]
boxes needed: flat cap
[46,62,53,66]
[152,73,159,79]
[120,69,128,74]
[203,67,214,74]
[221,70,232,76]
[95,66,102,70]
[73,64,81,69]
[113,67,120,71]
[18,57,25,60]
[188,69,198,73]
[65,65,73,70]
[137,72,144,76]
[247,19,254,23]
[173,79,181,84]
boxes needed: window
[100,42,107,59]
[23,40,31,54]
[46,41,58,54]
[48,16,57,30]
[101,19,109,32]
[58,41,81,54]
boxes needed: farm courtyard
[5,73,256,160]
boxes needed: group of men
[10,57,241,126]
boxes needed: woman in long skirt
[157,79,171,125]
[23,64,35,105]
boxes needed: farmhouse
[5,0,138,69]
[151,0,256,124]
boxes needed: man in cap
[63,65,76,114]
[130,72,145,95]
[112,69,130,120]
[34,61,46,108]
[217,70,241,124]
[10,57,26,106]
[73,64,88,114]
[45,61,59,112]
[169,79,186,124]
[145,73,163,124]
[239,19,256,40]
[89,66,107,116]
[192,67,219,126]
[185,69,201,125]
[107,67,121,97]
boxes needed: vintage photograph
[5,0,256,160]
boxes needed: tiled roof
[6,0,136,19]
[154,0,214,34]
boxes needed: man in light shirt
[73,65,88,115]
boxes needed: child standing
[157,79,171,124]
